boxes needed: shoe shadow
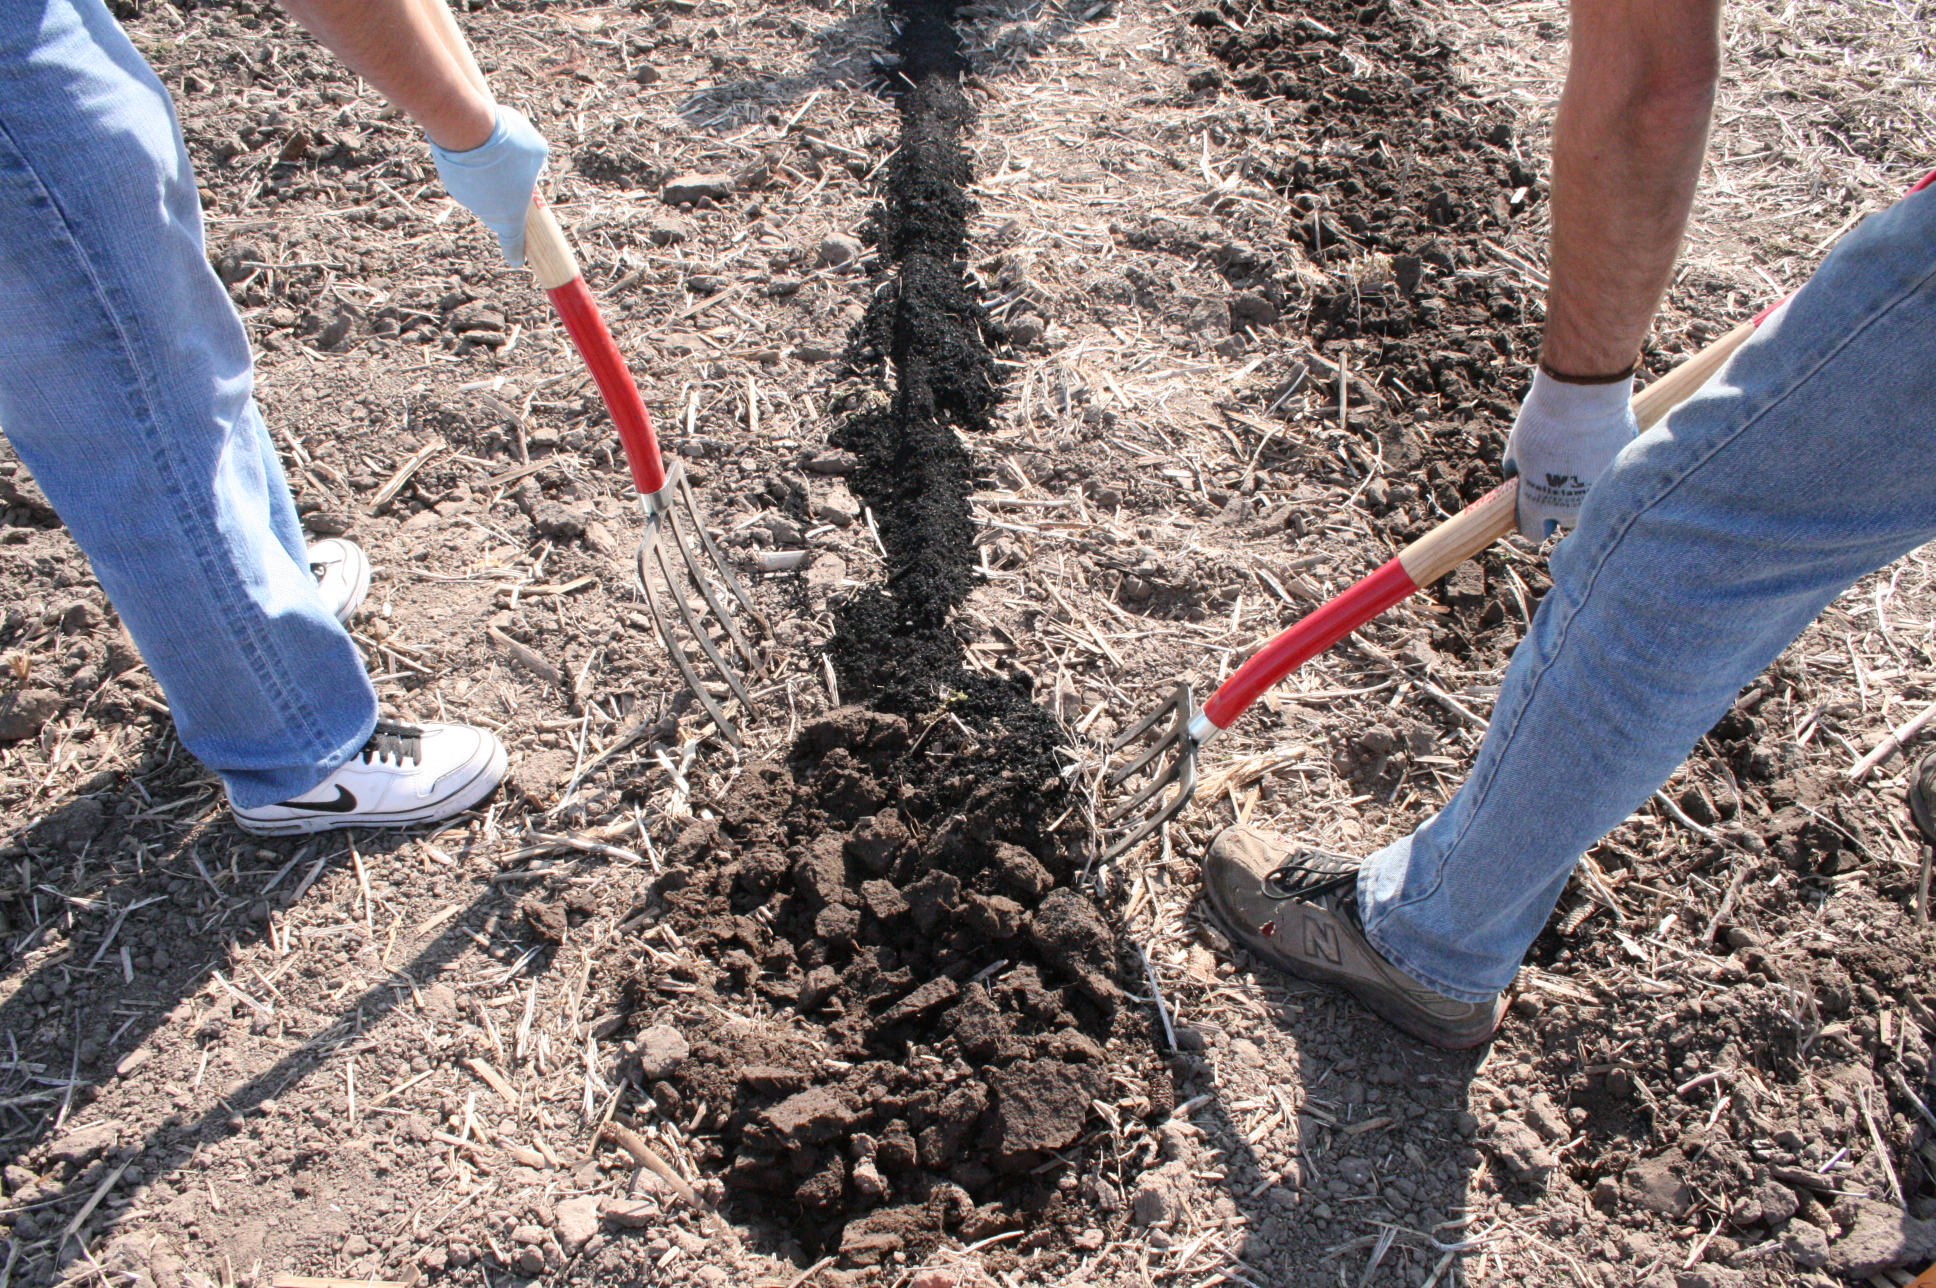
[668,0,1118,132]
[0,721,630,1286]
[1134,942,1500,1287]
[672,8,894,132]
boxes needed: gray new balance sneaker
[1909,750,1936,845]
[1201,825,1506,1050]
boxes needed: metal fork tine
[1107,685,1187,754]
[635,518,757,745]
[1104,809,1172,864]
[1098,682,1202,862]
[1105,730,1198,821]
[634,520,741,745]
[672,466,769,638]
[1106,684,1194,786]
[1103,750,1196,860]
[654,534,755,712]
[658,467,764,679]
[1107,732,1178,790]
[663,515,760,689]
[1102,756,1183,824]
[1106,685,1192,787]
[1123,802,1188,857]
[626,461,771,744]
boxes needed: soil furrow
[625,1,1150,1271]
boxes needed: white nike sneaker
[232,720,508,836]
[309,538,371,624]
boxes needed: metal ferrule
[1187,710,1220,749]
[638,459,682,518]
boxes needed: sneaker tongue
[365,722,423,765]
[1263,851,1359,902]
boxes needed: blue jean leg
[0,0,375,807]
[1357,182,1936,1001]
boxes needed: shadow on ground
[1140,943,1490,1287]
[0,733,541,1285]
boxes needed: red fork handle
[1202,302,1761,733]
[1202,484,1515,729]
[1202,166,1936,735]
[543,273,667,496]
[521,195,667,497]
[1203,557,1421,729]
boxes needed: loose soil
[633,0,1154,1270]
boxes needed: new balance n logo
[1304,919,1342,965]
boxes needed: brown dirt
[636,703,1155,1267]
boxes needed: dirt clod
[987,1060,1102,1158]
[662,173,733,205]
[0,687,61,741]
[632,1023,690,1080]
[1827,1199,1936,1275]
[1484,1118,1555,1187]
[1623,1154,1693,1217]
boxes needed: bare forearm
[280,0,495,151]
[1541,0,1721,377]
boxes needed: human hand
[1501,369,1638,540]
[429,106,549,266]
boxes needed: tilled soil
[638,700,1144,1269]
[1174,0,1559,672]
[631,5,1152,1267]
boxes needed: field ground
[0,0,1932,1285]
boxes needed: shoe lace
[359,721,423,767]
[1262,859,1357,903]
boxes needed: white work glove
[1501,368,1638,540]
[429,106,549,267]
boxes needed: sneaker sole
[233,738,508,836]
[1203,877,1500,1052]
[331,545,372,625]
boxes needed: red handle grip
[1202,558,1419,729]
[543,276,667,496]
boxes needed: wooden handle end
[523,199,578,289]
[1395,478,1520,587]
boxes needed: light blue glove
[429,106,549,267]
[1502,368,1638,540]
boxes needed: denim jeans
[0,0,375,807]
[1359,180,1936,1001]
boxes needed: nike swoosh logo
[280,786,358,814]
